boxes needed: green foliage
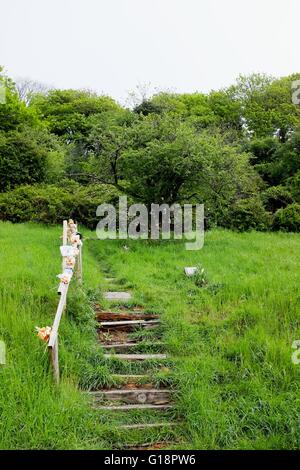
[270,131,300,184]
[0,68,38,132]
[0,130,48,191]
[261,186,293,212]
[0,182,120,228]
[0,68,65,192]
[1,67,300,232]
[224,197,271,231]
[232,73,300,140]
[31,89,121,142]
[273,203,300,232]
[287,171,300,203]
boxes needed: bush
[224,197,271,231]
[0,131,47,192]
[261,185,293,212]
[0,182,120,228]
[273,203,300,232]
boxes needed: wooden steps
[99,319,160,331]
[119,422,178,430]
[93,299,179,448]
[90,388,172,405]
[102,342,164,353]
[96,311,159,322]
[104,353,168,361]
[95,404,174,411]
[111,374,149,381]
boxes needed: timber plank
[104,353,168,361]
[94,404,173,411]
[90,388,172,405]
[119,422,178,430]
[96,312,159,321]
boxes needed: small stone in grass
[104,292,132,300]
[184,267,198,277]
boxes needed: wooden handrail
[48,220,83,383]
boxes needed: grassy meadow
[0,222,300,449]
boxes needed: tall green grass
[1,223,300,449]
[0,222,108,449]
[88,230,300,449]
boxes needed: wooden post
[48,220,82,383]
[48,284,68,383]
[78,245,83,284]
[62,220,68,271]
[49,339,59,384]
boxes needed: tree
[232,73,300,141]
[31,89,122,142]
[82,112,260,226]
[0,68,65,191]
[0,67,38,132]
[15,78,50,106]
[0,130,48,192]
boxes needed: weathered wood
[104,292,132,301]
[102,342,165,353]
[62,220,68,271]
[101,341,164,353]
[78,244,83,284]
[96,311,159,322]
[99,319,160,330]
[49,338,59,384]
[102,342,139,352]
[125,441,174,450]
[120,422,178,430]
[49,284,68,348]
[48,220,83,383]
[90,388,172,405]
[111,374,150,381]
[94,404,173,411]
[104,353,168,361]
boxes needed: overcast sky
[0,0,299,103]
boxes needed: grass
[0,222,300,449]
[88,230,300,449]
[0,222,107,449]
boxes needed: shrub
[225,197,271,231]
[273,203,300,232]
[0,131,47,192]
[0,182,120,228]
[261,185,293,212]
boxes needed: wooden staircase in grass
[89,293,180,449]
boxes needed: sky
[0,0,299,104]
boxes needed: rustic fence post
[47,220,83,383]
[62,220,68,271]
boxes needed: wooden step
[102,342,165,353]
[102,342,137,352]
[111,374,149,380]
[104,353,168,361]
[99,319,160,331]
[96,311,159,322]
[91,388,172,405]
[94,404,174,411]
[119,422,178,430]
[125,440,175,450]
[111,374,150,385]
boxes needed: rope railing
[48,219,83,383]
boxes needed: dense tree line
[1,66,300,231]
